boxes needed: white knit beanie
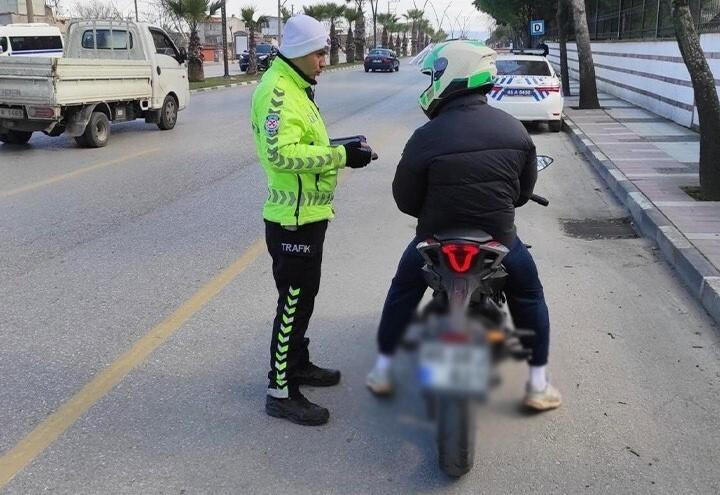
[280,14,330,59]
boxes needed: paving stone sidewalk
[562,80,720,325]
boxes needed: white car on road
[487,53,564,132]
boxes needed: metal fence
[588,0,720,39]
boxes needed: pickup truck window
[81,30,134,50]
[9,36,63,52]
[150,29,179,58]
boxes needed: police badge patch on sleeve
[265,114,280,136]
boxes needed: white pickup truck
[0,20,190,147]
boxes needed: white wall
[548,34,720,129]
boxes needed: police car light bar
[510,48,546,56]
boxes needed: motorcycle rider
[251,14,375,426]
[366,40,561,411]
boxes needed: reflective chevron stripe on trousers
[265,219,328,399]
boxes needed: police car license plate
[505,88,533,97]
[419,342,489,394]
[0,107,24,119]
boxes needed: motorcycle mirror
[536,155,554,171]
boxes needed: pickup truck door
[149,28,189,110]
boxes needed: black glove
[343,141,373,169]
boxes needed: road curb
[190,64,364,94]
[563,118,720,326]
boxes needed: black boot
[265,389,330,426]
[295,362,341,387]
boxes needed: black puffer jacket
[392,93,537,247]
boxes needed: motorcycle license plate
[0,107,24,119]
[419,342,489,394]
[505,88,533,97]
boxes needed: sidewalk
[562,80,720,325]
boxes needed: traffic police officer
[250,14,375,425]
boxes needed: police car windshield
[497,60,551,76]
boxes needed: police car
[487,51,564,132]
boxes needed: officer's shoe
[295,362,341,387]
[266,389,330,426]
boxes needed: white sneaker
[523,382,562,411]
[366,365,394,396]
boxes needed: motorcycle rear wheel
[436,397,475,477]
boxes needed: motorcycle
[411,155,554,477]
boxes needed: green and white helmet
[418,40,497,118]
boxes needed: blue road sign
[530,20,545,36]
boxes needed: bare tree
[568,0,599,108]
[71,0,126,19]
[672,0,720,199]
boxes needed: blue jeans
[376,236,550,366]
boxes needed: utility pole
[277,0,282,45]
[25,0,34,23]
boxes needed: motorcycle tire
[436,397,475,477]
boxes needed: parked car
[486,53,564,132]
[0,20,189,147]
[239,43,277,72]
[364,48,399,72]
[0,23,64,58]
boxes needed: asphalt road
[1,64,719,494]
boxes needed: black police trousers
[264,220,327,398]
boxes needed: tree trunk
[221,1,229,78]
[382,26,388,48]
[569,0,600,108]
[411,22,417,55]
[248,27,258,75]
[557,0,571,96]
[330,22,340,65]
[188,27,204,82]
[402,32,408,56]
[355,9,366,58]
[346,25,355,63]
[673,0,720,199]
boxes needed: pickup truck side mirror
[177,46,187,64]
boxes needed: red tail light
[536,85,561,92]
[441,244,480,273]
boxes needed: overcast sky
[102,0,494,39]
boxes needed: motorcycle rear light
[441,244,480,273]
[439,331,470,343]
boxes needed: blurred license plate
[0,107,23,119]
[505,88,533,97]
[419,342,489,394]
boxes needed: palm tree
[241,7,269,75]
[165,0,223,82]
[344,7,360,63]
[403,8,424,56]
[376,13,397,49]
[346,0,366,59]
[314,3,345,65]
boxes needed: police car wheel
[549,119,563,133]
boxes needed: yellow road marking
[0,239,266,488]
[0,147,161,199]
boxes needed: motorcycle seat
[433,229,494,244]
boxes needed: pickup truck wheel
[157,95,178,131]
[75,112,110,148]
[0,130,33,145]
